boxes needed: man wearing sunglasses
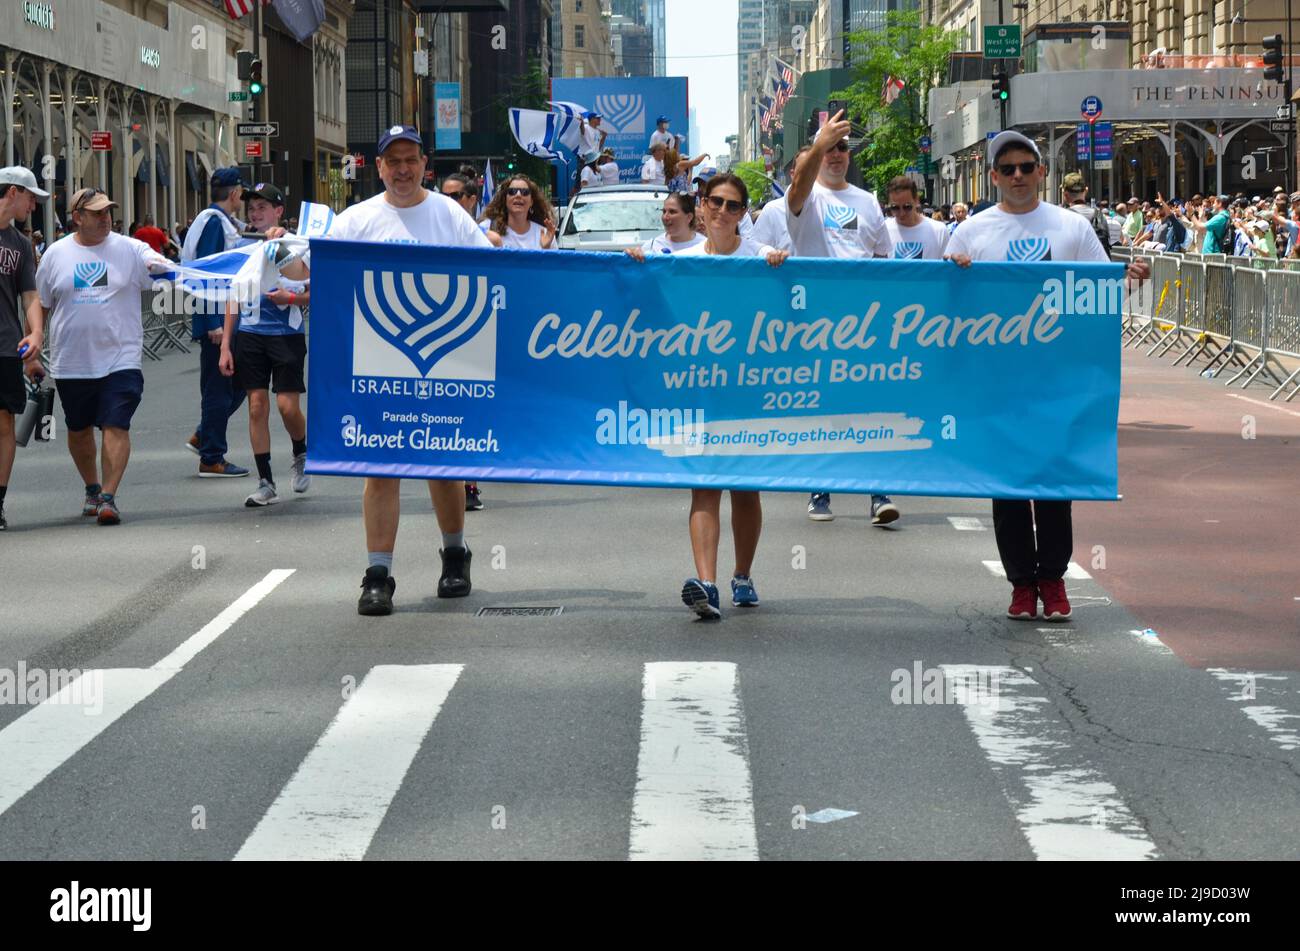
[441,173,501,248]
[786,110,899,527]
[883,176,949,260]
[946,130,1149,624]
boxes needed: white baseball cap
[0,166,50,199]
[987,131,1042,165]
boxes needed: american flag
[224,0,270,20]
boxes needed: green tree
[732,161,771,206]
[834,11,959,194]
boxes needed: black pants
[991,500,1073,587]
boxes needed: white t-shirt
[885,216,950,259]
[580,123,603,156]
[580,166,600,188]
[649,129,675,151]
[676,237,775,258]
[641,233,706,255]
[36,232,165,379]
[750,197,791,251]
[328,190,494,248]
[946,201,1109,263]
[641,156,665,185]
[599,160,621,185]
[786,181,890,259]
[501,220,554,250]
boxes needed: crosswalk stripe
[234,664,464,861]
[982,560,1092,580]
[0,570,294,820]
[1206,669,1300,752]
[947,516,987,531]
[941,665,1158,860]
[630,662,758,861]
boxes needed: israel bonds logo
[73,262,108,288]
[352,269,499,383]
[592,94,645,135]
[893,241,923,259]
[822,204,858,230]
[1006,237,1051,262]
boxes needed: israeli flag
[508,108,581,164]
[297,200,335,238]
[480,158,495,216]
[770,180,786,198]
[548,100,589,119]
[155,237,310,306]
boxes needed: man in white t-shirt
[324,125,494,616]
[597,150,621,185]
[883,176,949,259]
[786,111,898,527]
[641,143,667,185]
[578,112,606,162]
[946,130,1148,625]
[26,187,169,525]
[648,116,675,152]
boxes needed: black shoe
[438,546,472,598]
[465,484,484,511]
[0,507,7,531]
[358,566,395,616]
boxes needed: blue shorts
[56,369,145,432]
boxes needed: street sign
[1081,96,1103,122]
[1269,119,1294,134]
[90,131,111,152]
[1276,104,1293,120]
[1095,160,1114,170]
[983,24,1022,58]
[237,122,278,137]
[244,141,263,159]
[920,135,932,153]
[1093,121,1113,161]
[229,91,249,102]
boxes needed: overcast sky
[665,0,738,161]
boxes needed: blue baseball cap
[656,115,670,124]
[211,167,245,188]
[583,111,600,119]
[377,124,423,154]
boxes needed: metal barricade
[1174,262,1243,375]
[1122,252,1156,343]
[1266,269,1300,401]
[1222,268,1282,388]
[1142,255,1188,358]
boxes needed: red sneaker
[1038,578,1072,621]
[1007,584,1038,620]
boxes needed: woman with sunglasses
[483,176,557,250]
[623,192,705,259]
[661,173,787,619]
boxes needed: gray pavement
[0,353,1296,860]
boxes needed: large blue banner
[305,241,1123,500]
[551,77,689,183]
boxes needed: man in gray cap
[0,167,49,530]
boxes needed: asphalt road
[0,349,1296,860]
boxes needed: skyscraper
[609,0,665,77]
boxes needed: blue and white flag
[769,179,786,198]
[480,158,495,216]
[155,237,309,305]
[271,0,325,43]
[508,108,581,163]
[297,200,335,238]
[548,100,589,119]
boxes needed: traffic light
[249,59,264,96]
[1262,34,1284,83]
[506,155,517,171]
[236,50,253,80]
[993,72,1010,102]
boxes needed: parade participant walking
[0,167,47,531]
[883,176,950,258]
[785,111,898,526]
[945,131,1149,622]
[672,173,787,619]
[26,187,171,525]
[324,126,493,615]
[484,176,556,250]
[947,202,968,234]
[215,183,311,508]
[623,192,705,259]
[182,167,250,479]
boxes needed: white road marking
[630,662,758,861]
[1206,669,1300,752]
[942,665,1158,861]
[0,570,294,819]
[1129,629,1175,655]
[947,516,987,531]
[235,664,463,861]
[1226,392,1300,419]
[983,561,1092,580]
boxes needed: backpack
[1070,203,1110,257]
[1220,216,1236,255]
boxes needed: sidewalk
[1072,349,1300,670]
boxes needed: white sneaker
[290,452,310,493]
[245,479,281,507]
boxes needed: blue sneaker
[681,578,722,620]
[199,459,250,478]
[871,494,900,526]
[731,574,759,607]
[807,493,834,521]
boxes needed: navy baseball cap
[378,124,422,154]
[247,181,285,207]
[211,167,245,188]
[656,115,670,124]
[584,111,600,119]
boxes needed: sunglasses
[704,195,746,214]
[831,141,850,153]
[506,187,531,197]
[888,203,915,212]
[443,189,465,199]
[996,161,1038,177]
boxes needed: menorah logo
[593,94,645,135]
[352,269,497,380]
[1006,237,1051,262]
[73,261,108,288]
[893,241,923,259]
[821,204,858,230]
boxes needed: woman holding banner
[623,193,705,259]
[484,176,556,251]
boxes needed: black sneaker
[357,566,395,616]
[465,483,484,511]
[438,546,472,598]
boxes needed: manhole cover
[475,606,564,617]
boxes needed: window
[576,0,583,9]
[575,62,585,77]
[575,24,585,47]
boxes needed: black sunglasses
[443,189,467,199]
[704,195,746,214]
[888,203,915,212]
[996,161,1038,177]
[831,141,850,152]
[506,187,531,197]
